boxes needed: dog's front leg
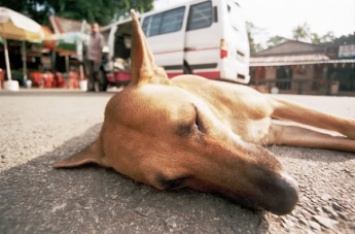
[264,123,355,152]
[270,97,355,139]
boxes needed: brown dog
[53,10,355,215]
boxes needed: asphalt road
[0,89,354,234]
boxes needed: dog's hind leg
[270,97,355,139]
[264,123,355,152]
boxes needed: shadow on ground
[0,124,268,234]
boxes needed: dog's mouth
[183,142,299,215]
[232,143,299,215]
[237,172,299,215]
[198,172,299,215]
[231,156,299,215]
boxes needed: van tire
[183,63,192,74]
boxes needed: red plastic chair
[30,72,43,87]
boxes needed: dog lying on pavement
[53,10,355,215]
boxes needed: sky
[154,0,355,46]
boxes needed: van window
[142,14,162,37]
[187,1,213,31]
[142,7,185,37]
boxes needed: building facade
[249,39,355,96]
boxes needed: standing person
[86,22,104,92]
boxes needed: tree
[0,0,50,24]
[292,22,311,42]
[321,31,336,43]
[310,33,321,44]
[336,33,354,45]
[46,0,153,25]
[267,36,286,47]
[0,0,154,26]
[246,21,264,54]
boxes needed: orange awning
[41,25,56,49]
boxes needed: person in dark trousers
[86,23,104,92]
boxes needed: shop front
[250,40,355,96]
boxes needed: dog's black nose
[265,173,299,215]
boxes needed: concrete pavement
[0,90,354,233]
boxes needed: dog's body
[54,11,355,215]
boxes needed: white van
[101,0,250,88]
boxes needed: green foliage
[292,22,311,42]
[291,23,341,45]
[322,32,355,46]
[310,33,321,44]
[246,21,264,54]
[246,22,256,54]
[0,0,154,26]
[320,31,336,43]
[267,36,286,47]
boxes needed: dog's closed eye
[176,123,194,136]
[155,174,189,190]
[175,108,205,137]
[194,109,205,133]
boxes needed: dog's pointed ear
[52,138,107,168]
[130,9,170,85]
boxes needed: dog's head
[54,10,298,215]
